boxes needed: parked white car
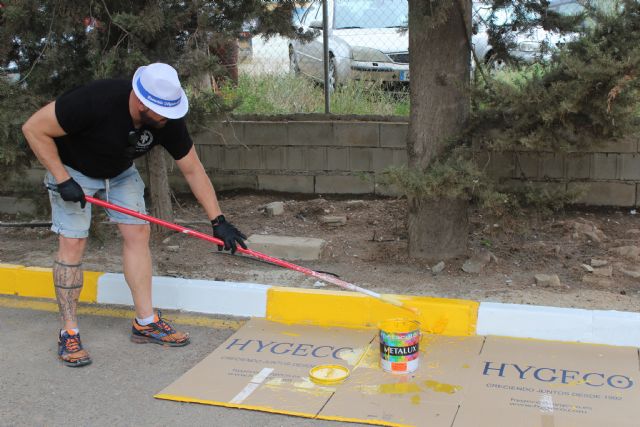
[289,0,409,90]
[289,0,582,87]
[472,0,584,69]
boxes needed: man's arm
[22,101,70,183]
[175,146,223,220]
[176,146,247,254]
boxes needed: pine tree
[0,0,300,217]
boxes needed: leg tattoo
[53,260,83,326]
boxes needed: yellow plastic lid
[309,364,350,385]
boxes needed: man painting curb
[22,63,247,367]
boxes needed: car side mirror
[309,20,323,30]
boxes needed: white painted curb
[97,273,271,317]
[95,273,640,347]
[478,302,640,347]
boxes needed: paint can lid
[309,364,350,385]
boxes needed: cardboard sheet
[156,319,640,427]
[454,336,640,427]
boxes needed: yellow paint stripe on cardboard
[0,263,25,294]
[154,394,411,426]
[318,414,410,427]
[266,287,478,336]
[154,394,317,419]
[1,266,102,302]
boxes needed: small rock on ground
[534,273,561,287]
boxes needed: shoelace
[154,318,176,334]
[65,335,81,353]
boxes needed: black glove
[211,215,247,255]
[57,178,86,209]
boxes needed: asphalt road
[0,301,359,427]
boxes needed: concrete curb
[2,264,639,347]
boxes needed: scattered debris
[265,201,285,217]
[319,215,347,226]
[590,259,608,267]
[534,274,561,288]
[462,251,492,274]
[166,245,179,252]
[581,264,594,273]
[566,220,607,242]
[345,200,367,209]
[431,261,445,274]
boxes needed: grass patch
[223,73,409,116]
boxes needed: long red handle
[84,195,415,313]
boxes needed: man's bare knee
[119,224,150,245]
[58,236,87,264]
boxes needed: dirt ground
[2,191,640,313]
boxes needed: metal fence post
[322,0,330,113]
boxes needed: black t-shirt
[54,79,193,179]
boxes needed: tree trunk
[407,0,471,260]
[146,145,173,234]
[407,196,468,259]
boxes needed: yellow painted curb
[266,287,478,336]
[0,263,102,302]
[0,296,245,330]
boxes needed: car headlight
[351,46,391,63]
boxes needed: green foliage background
[2,0,639,214]
[0,0,302,180]
[383,0,640,212]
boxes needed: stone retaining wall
[163,119,408,196]
[4,120,640,215]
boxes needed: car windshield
[334,0,408,29]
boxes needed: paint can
[379,319,420,374]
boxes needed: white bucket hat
[132,63,188,119]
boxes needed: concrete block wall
[4,120,640,213]
[478,136,640,206]
[179,121,640,206]
[183,119,409,196]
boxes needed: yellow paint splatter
[337,347,364,364]
[280,331,300,337]
[265,378,286,386]
[378,383,422,394]
[292,378,337,394]
[423,380,461,394]
[411,394,421,405]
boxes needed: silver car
[289,0,409,89]
[472,0,584,69]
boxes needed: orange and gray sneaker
[131,311,190,347]
[58,330,92,367]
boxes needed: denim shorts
[45,165,148,238]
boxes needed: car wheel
[328,56,337,92]
[289,46,300,75]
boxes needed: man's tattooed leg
[53,260,83,328]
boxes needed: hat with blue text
[132,63,188,119]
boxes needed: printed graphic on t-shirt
[133,130,154,152]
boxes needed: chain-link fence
[231,0,411,116]
[224,0,588,116]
